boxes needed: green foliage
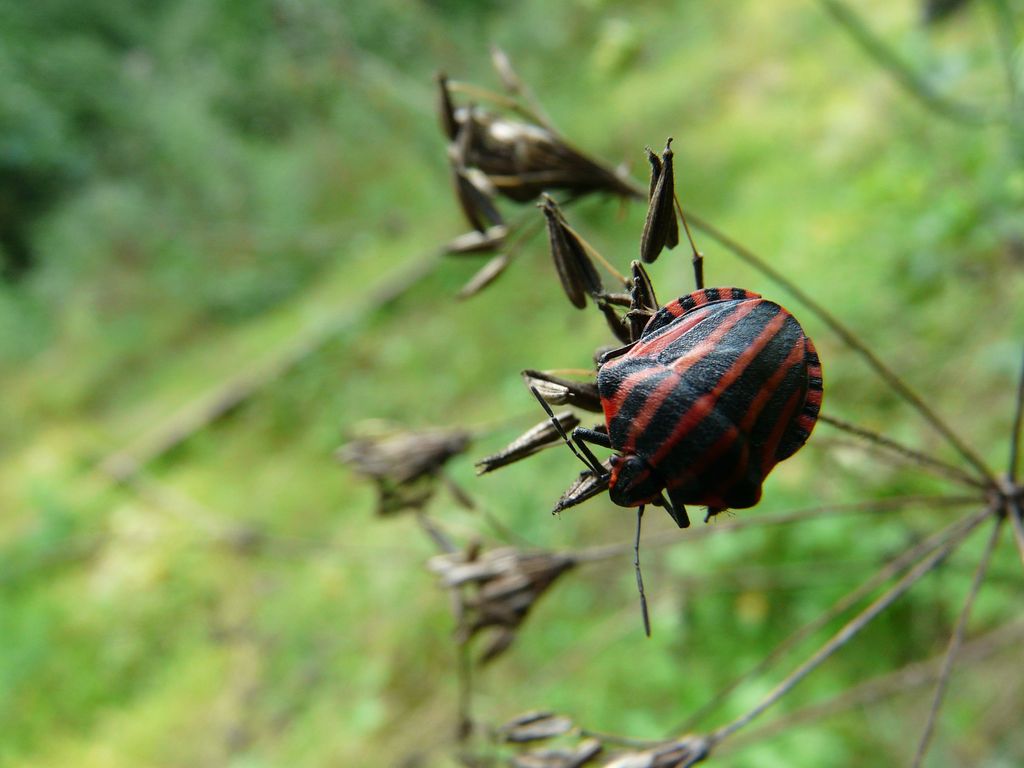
[1,1,1022,766]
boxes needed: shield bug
[568,286,823,529]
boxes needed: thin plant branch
[457,641,474,742]
[489,46,559,134]
[446,80,554,130]
[572,493,982,565]
[686,210,999,488]
[911,515,1005,767]
[670,504,988,735]
[985,0,1022,110]
[723,619,1024,753]
[818,413,989,490]
[818,0,1001,126]
[1009,497,1024,568]
[701,506,993,751]
[1009,344,1024,482]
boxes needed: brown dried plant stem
[572,494,982,566]
[724,619,1024,753]
[1009,344,1024,482]
[686,210,999,489]
[670,499,989,735]
[700,506,993,753]
[1009,498,1024,568]
[911,515,1005,768]
[817,0,1000,127]
[817,413,989,491]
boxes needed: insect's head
[608,453,662,507]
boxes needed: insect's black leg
[704,506,726,523]
[665,487,692,529]
[571,426,613,480]
[635,504,651,637]
[598,341,639,365]
[529,386,606,476]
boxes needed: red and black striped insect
[563,286,823,529]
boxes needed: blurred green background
[2,0,1023,766]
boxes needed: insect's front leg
[571,426,612,480]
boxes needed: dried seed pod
[498,712,575,743]
[476,411,581,474]
[451,162,504,233]
[458,253,512,299]
[337,425,472,515]
[602,737,710,768]
[540,195,603,309]
[630,260,659,313]
[639,139,680,263]
[444,225,509,255]
[522,369,602,412]
[598,299,633,345]
[437,72,459,140]
[428,546,576,663]
[509,739,602,768]
[553,461,612,513]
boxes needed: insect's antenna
[635,505,651,637]
[529,386,606,476]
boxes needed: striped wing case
[597,287,822,514]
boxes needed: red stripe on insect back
[667,301,760,375]
[602,303,748,424]
[739,338,806,433]
[622,372,681,454]
[653,310,791,467]
[761,385,804,468]
[795,385,823,435]
[700,341,806,503]
[665,423,743,498]
[602,367,661,423]
[631,306,714,358]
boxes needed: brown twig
[723,619,1024,752]
[686,210,999,489]
[818,413,989,490]
[701,506,993,751]
[1008,497,1024,570]
[818,0,1001,126]
[670,503,988,735]
[911,515,1004,767]
[1008,344,1024,482]
[572,493,981,565]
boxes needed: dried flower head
[639,139,680,264]
[509,739,603,768]
[337,424,472,515]
[602,738,710,768]
[438,74,639,207]
[540,195,605,309]
[476,410,582,475]
[428,545,576,663]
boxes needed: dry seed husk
[452,165,503,233]
[436,72,459,140]
[522,369,602,412]
[476,411,580,474]
[444,225,508,255]
[457,253,511,299]
[639,140,679,263]
[553,461,612,513]
[540,195,603,309]
[499,712,575,743]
